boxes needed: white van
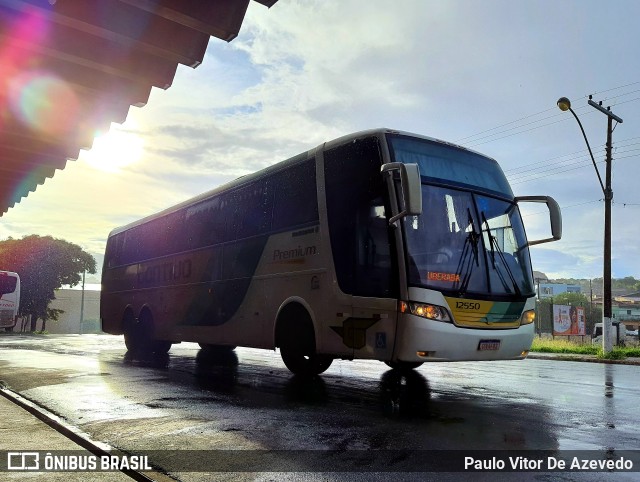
[592,321,632,344]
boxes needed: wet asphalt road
[0,333,639,481]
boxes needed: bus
[101,129,561,375]
[0,270,20,332]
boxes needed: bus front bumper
[393,315,535,362]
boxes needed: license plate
[478,339,501,351]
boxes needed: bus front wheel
[278,308,332,376]
[198,343,236,351]
[281,345,333,376]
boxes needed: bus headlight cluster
[520,309,535,325]
[400,301,451,322]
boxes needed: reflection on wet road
[0,334,639,479]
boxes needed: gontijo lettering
[138,259,192,284]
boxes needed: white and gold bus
[0,270,20,332]
[101,129,561,375]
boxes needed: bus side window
[356,200,394,295]
[271,159,318,232]
[324,137,398,298]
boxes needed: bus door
[323,136,400,360]
[324,187,398,361]
[349,202,398,361]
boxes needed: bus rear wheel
[384,361,424,371]
[124,310,172,355]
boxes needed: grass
[531,337,640,359]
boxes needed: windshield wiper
[481,212,521,296]
[454,209,480,296]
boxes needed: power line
[522,198,640,217]
[520,199,601,217]
[592,80,640,98]
[454,106,558,143]
[455,82,640,148]
[462,105,604,148]
[503,136,640,174]
[506,148,639,185]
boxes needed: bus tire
[384,361,424,371]
[123,310,141,352]
[124,309,172,355]
[281,344,333,376]
[277,306,332,376]
[198,343,236,351]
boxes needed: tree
[552,292,591,306]
[0,235,96,331]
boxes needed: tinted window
[107,159,318,266]
[324,137,397,297]
[271,160,318,231]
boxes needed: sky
[1,0,640,285]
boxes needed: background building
[537,282,582,299]
[45,289,100,334]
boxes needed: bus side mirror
[381,162,423,225]
[515,195,562,246]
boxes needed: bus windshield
[388,134,513,198]
[403,185,534,298]
[0,273,17,297]
[385,132,537,299]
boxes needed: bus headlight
[520,310,535,325]
[400,301,451,322]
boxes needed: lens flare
[8,71,79,135]
[0,6,78,135]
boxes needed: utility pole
[589,98,622,353]
[603,114,614,352]
[80,270,85,334]
[589,278,593,331]
[557,96,623,354]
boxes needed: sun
[81,122,144,173]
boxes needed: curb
[0,386,158,481]
[527,353,640,366]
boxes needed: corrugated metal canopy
[0,0,278,215]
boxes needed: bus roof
[108,128,497,237]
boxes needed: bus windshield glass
[388,135,513,198]
[403,185,534,298]
[387,133,536,298]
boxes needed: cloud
[530,248,583,277]
[4,0,640,283]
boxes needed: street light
[557,96,623,353]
